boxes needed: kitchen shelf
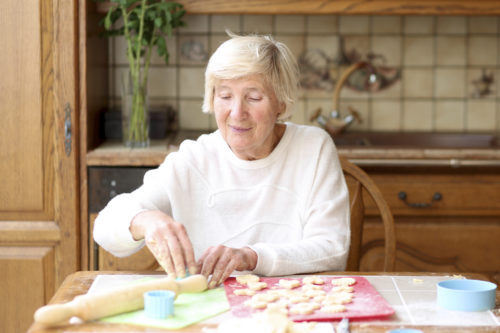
[97,1,500,15]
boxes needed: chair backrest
[339,156,396,271]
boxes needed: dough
[244,299,268,309]
[304,289,326,298]
[247,281,267,291]
[236,274,260,285]
[279,279,301,289]
[301,284,323,291]
[323,292,353,305]
[233,288,256,296]
[331,286,353,293]
[330,277,356,286]
[289,302,317,315]
[302,276,325,285]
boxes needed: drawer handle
[398,191,442,208]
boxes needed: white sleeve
[249,138,350,276]
[93,158,174,257]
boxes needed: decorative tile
[242,15,273,34]
[179,99,210,130]
[181,15,209,33]
[403,100,433,131]
[307,15,337,34]
[371,36,402,66]
[466,100,496,131]
[435,100,465,131]
[468,36,497,66]
[371,100,402,131]
[403,36,434,66]
[343,36,371,62]
[436,36,466,66]
[372,16,402,34]
[179,67,205,98]
[339,15,370,34]
[435,68,466,98]
[403,68,433,98]
[404,16,435,35]
[179,35,209,65]
[468,16,498,34]
[467,68,496,99]
[276,15,305,34]
[436,16,466,35]
[210,15,241,33]
[371,79,402,99]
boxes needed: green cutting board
[100,287,230,329]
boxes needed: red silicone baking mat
[223,276,395,322]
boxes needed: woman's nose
[230,98,247,119]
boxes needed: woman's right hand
[130,210,197,279]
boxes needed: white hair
[202,32,300,120]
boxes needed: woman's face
[213,74,284,160]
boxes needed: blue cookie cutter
[143,290,176,319]
[437,279,497,312]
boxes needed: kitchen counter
[86,130,500,168]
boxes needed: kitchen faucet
[310,61,373,137]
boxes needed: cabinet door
[0,1,79,332]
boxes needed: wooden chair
[339,156,396,271]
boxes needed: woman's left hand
[197,245,257,288]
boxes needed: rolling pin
[34,274,208,327]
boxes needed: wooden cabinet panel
[0,247,55,333]
[0,1,80,332]
[361,174,500,216]
[360,218,500,280]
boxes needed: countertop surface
[86,130,500,167]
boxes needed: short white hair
[202,33,300,120]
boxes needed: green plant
[96,0,185,146]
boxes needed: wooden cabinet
[0,1,82,332]
[352,166,500,284]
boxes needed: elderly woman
[93,33,350,288]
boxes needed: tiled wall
[108,15,500,133]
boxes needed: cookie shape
[278,279,301,289]
[236,274,260,285]
[331,277,356,286]
[247,281,267,291]
[233,288,256,296]
[302,276,325,285]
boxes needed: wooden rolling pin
[34,274,208,327]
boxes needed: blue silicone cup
[144,290,175,319]
[437,279,497,312]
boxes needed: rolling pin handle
[33,301,78,326]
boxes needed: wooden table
[28,271,499,333]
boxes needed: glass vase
[121,69,150,148]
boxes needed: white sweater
[93,123,350,276]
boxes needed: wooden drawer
[350,174,500,216]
